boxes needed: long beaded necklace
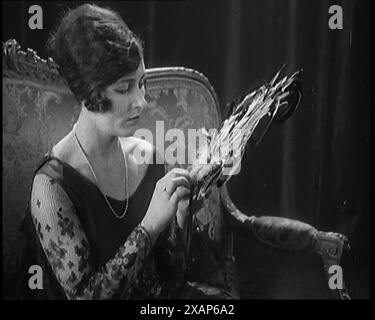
[73,125,129,219]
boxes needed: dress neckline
[44,149,153,202]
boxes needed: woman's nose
[139,95,147,110]
[133,90,147,112]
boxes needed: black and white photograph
[2,0,370,303]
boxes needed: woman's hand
[141,168,192,245]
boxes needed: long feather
[190,67,302,200]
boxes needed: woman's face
[96,58,147,137]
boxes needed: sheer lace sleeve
[29,173,151,300]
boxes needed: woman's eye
[115,78,145,94]
[115,85,130,94]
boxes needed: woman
[21,3,198,300]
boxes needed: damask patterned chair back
[3,40,238,297]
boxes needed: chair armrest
[220,185,351,299]
[220,185,318,252]
[220,185,350,256]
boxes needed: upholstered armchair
[2,39,350,299]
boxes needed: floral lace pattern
[30,173,151,300]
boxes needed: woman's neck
[73,107,120,160]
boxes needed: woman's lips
[127,115,140,123]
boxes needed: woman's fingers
[172,176,190,190]
[164,176,190,195]
[170,186,191,204]
[168,168,192,185]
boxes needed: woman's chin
[116,126,137,137]
[114,118,141,137]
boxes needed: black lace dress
[16,150,188,299]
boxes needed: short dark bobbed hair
[48,3,144,112]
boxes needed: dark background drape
[3,0,370,298]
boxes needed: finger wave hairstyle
[48,3,144,112]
